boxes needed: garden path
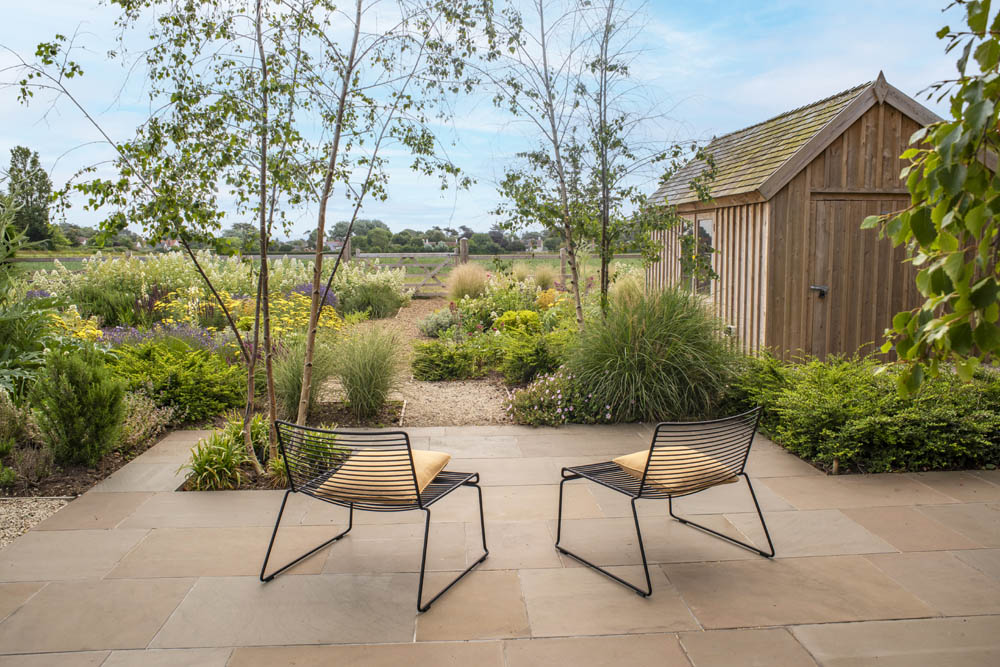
[0,425,999,664]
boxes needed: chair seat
[565,460,735,499]
[302,469,477,511]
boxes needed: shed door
[809,198,910,359]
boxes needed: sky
[0,0,960,240]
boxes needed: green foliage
[70,283,153,328]
[219,410,271,463]
[493,309,542,335]
[456,276,539,331]
[417,307,459,338]
[6,146,54,246]
[0,463,16,488]
[272,336,336,420]
[730,354,1000,473]
[863,2,1000,391]
[183,432,246,491]
[412,340,479,381]
[499,330,567,385]
[118,393,175,453]
[448,263,488,301]
[31,346,126,467]
[507,368,611,426]
[334,328,401,421]
[567,287,738,422]
[109,337,244,423]
[339,282,406,319]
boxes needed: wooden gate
[354,252,455,297]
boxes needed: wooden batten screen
[646,204,769,353]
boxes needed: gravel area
[0,498,69,550]
[322,296,514,426]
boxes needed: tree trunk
[296,0,362,426]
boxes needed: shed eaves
[650,82,873,206]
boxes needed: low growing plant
[118,394,175,453]
[183,431,246,491]
[418,307,459,338]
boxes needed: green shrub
[334,328,401,420]
[339,282,407,319]
[31,347,126,466]
[69,283,150,328]
[272,336,336,420]
[567,287,738,422]
[734,356,1000,473]
[412,340,477,381]
[418,308,459,338]
[499,330,568,385]
[0,463,15,488]
[457,278,538,331]
[508,368,610,426]
[118,394,175,453]
[183,432,246,490]
[448,263,488,301]
[109,337,244,423]
[493,310,542,335]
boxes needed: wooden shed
[647,73,940,359]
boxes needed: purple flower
[290,283,337,308]
[25,289,51,299]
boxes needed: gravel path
[0,498,69,550]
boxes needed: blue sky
[0,0,958,240]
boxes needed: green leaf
[970,277,999,308]
[860,215,880,230]
[950,321,974,355]
[976,40,1000,71]
[910,208,936,246]
[965,203,988,237]
[892,310,913,331]
[968,1,990,34]
[974,321,1000,353]
[955,356,980,381]
[943,252,966,284]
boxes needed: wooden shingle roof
[651,82,876,206]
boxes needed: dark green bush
[567,287,739,422]
[70,283,150,328]
[499,330,567,385]
[412,340,478,381]
[728,355,1000,472]
[32,346,126,466]
[109,337,244,423]
[340,282,406,319]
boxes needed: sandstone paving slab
[743,437,823,478]
[678,628,818,667]
[91,463,189,493]
[761,475,957,510]
[518,566,699,637]
[427,484,601,523]
[0,578,194,654]
[229,641,504,666]
[903,471,1000,503]
[427,435,521,459]
[449,457,562,486]
[0,529,149,582]
[515,433,646,458]
[102,648,232,666]
[319,521,469,574]
[34,493,153,531]
[790,615,1000,667]
[0,583,43,623]
[552,515,760,567]
[971,469,1000,485]
[298,499,423,526]
[149,574,416,648]
[467,520,561,570]
[0,652,109,666]
[865,551,1000,616]
[118,491,306,529]
[108,526,337,579]
[131,440,201,464]
[840,506,981,551]
[952,548,1000,581]
[503,634,690,667]
[415,570,530,640]
[917,503,1000,547]
[725,509,895,558]
[663,555,933,629]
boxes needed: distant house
[158,238,181,250]
[326,239,345,252]
[648,73,939,360]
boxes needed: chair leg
[668,473,775,558]
[416,481,489,612]
[554,473,652,597]
[260,490,354,582]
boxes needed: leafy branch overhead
[862,0,1000,392]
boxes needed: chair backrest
[639,407,762,497]
[274,421,421,510]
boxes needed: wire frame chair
[260,421,488,612]
[555,407,773,596]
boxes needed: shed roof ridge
[709,80,874,143]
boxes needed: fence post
[343,236,352,262]
[459,238,469,264]
[559,247,567,284]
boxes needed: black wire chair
[556,406,773,596]
[260,421,488,612]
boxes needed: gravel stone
[0,498,69,550]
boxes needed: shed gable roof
[650,74,940,207]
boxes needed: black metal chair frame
[260,421,488,612]
[555,407,774,596]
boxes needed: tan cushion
[612,447,737,495]
[315,449,450,504]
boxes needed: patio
[0,425,998,666]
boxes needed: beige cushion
[612,447,737,495]
[315,449,451,504]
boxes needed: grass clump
[334,328,401,421]
[272,336,337,421]
[448,263,488,301]
[183,431,246,490]
[533,264,557,290]
[567,287,737,422]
